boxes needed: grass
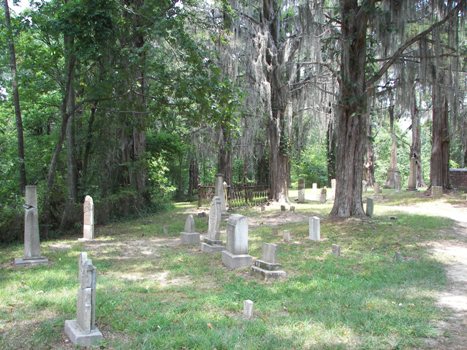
[0,193,458,349]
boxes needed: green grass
[0,198,456,349]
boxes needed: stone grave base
[64,319,103,346]
[201,238,225,253]
[78,238,94,242]
[251,259,286,280]
[180,232,200,245]
[14,257,48,266]
[221,251,252,269]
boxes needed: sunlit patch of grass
[0,196,458,349]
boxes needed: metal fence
[197,184,269,208]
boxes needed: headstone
[290,206,295,213]
[432,186,443,198]
[280,205,286,212]
[222,214,253,269]
[320,188,327,203]
[282,230,291,242]
[362,180,368,193]
[243,300,254,320]
[298,178,305,203]
[308,216,320,241]
[64,252,103,346]
[215,174,227,214]
[407,157,417,191]
[80,196,94,241]
[332,244,341,256]
[14,185,48,266]
[180,214,200,244]
[251,243,286,279]
[201,196,224,252]
[366,198,374,217]
[223,181,229,211]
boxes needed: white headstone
[207,196,222,241]
[215,174,227,213]
[243,300,254,319]
[226,214,249,255]
[308,216,320,241]
[184,215,195,233]
[262,243,277,264]
[82,196,94,240]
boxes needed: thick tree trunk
[385,104,400,189]
[327,116,337,184]
[410,89,425,187]
[364,123,375,187]
[188,157,198,197]
[330,0,371,218]
[4,0,27,194]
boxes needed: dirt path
[381,200,467,349]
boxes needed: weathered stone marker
[14,185,48,266]
[64,252,103,346]
[79,195,94,241]
[215,174,227,214]
[282,230,291,242]
[432,186,443,198]
[366,198,374,217]
[332,244,341,257]
[243,300,254,320]
[290,206,295,213]
[298,178,305,203]
[308,216,320,241]
[320,188,327,203]
[222,214,253,269]
[201,196,225,252]
[251,243,286,280]
[180,214,200,244]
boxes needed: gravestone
[222,214,253,269]
[243,300,254,320]
[298,178,305,203]
[320,188,327,203]
[432,186,443,198]
[308,216,320,241]
[180,214,200,244]
[79,196,94,241]
[251,243,286,280]
[408,157,417,191]
[215,174,227,214]
[201,196,225,252]
[366,198,374,217]
[290,206,295,212]
[332,244,341,256]
[282,230,291,242]
[64,252,103,346]
[14,185,48,266]
[280,205,286,212]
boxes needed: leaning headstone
[308,216,320,241]
[320,188,327,203]
[201,196,224,252]
[64,252,103,346]
[432,186,443,198]
[180,215,200,244]
[251,243,286,280]
[79,196,94,241]
[298,178,305,203]
[366,198,374,217]
[243,300,254,320]
[332,244,341,257]
[14,185,48,266]
[215,174,227,214]
[222,214,253,269]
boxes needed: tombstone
[79,196,94,241]
[407,157,417,191]
[282,230,291,242]
[308,216,320,241]
[432,186,443,198]
[366,198,374,217]
[201,196,225,252]
[64,252,103,346]
[329,178,337,200]
[290,206,295,213]
[14,185,48,266]
[280,205,286,212]
[221,214,253,269]
[215,174,227,214]
[180,215,200,244]
[297,178,305,203]
[223,181,229,211]
[332,244,341,257]
[362,180,368,193]
[251,243,286,280]
[320,188,327,203]
[243,300,254,320]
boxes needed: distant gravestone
[201,196,225,252]
[298,178,305,203]
[332,244,341,257]
[432,186,443,198]
[180,214,200,244]
[243,300,254,320]
[14,185,48,266]
[80,195,94,241]
[251,243,286,280]
[215,174,227,214]
[280,205,286,212]
[320,188,327,203]
[64,252,103,346]
[222,214,253,269]
[366,198,374,217]
[308,216,320,241]
[282,230,291,242]
[290,206,295,213]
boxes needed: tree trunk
[364,123,375,187]
[3,0,27,194]
[330,0,372,218]
[326,114,337,184]
[410,89,425,187]
[385,104,400,189]
[218,125,232,185]
[188,157,198,197]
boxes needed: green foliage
[292,143,328,188]
[148,154,176,207]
